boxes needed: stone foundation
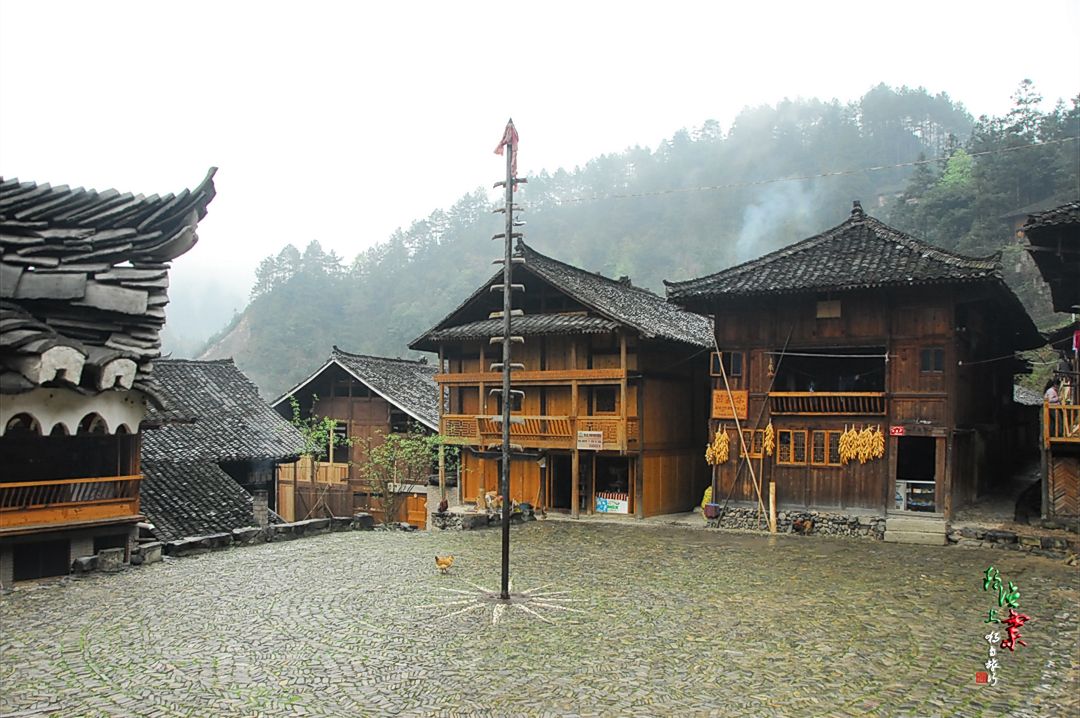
[948,526,1079,562]
[711,506,886,540]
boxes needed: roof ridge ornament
[851,200,865,219]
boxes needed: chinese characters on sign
[978,566,1033,686]
[710,389,748,420]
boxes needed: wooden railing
[0,475,141,532]
[440,414,638,451]
[770,392,886,415]
[435,368,627,386]
[1045,403,1080,447]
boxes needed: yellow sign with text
[711,389,748,420]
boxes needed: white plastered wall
[0,387,147,436]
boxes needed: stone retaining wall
[948,526,1079,563]
[710,506,886,539]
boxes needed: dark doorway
[594,456,631,514]
[549,454,572,510]
[895,436,937,512]
[14,539,70,581]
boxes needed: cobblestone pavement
[1,523,1077,717]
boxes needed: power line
[544,136,1080,206]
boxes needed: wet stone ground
[1,523,1077,718]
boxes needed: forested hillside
[199,82,1079,397]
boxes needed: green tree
[356,428,444,526]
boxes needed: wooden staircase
[883,513,947,545]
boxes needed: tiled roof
[0,170,216,397]
[424,314,618,343]
[999,194,1078,221]
[411,241,713,351]
[665,202,1002,301]
[1023,201,1080,313]
[143,359,305,462]
[140,459,259,542]
[274,348,439,431]
[1023,201,1080,232]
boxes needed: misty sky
[2,0,1078,336]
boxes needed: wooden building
[272,347,439,527]
[140,359,305,541]
[410,242,713,518]
[0,171,215,585]
[1022,201,1079,518]
[666,202,1042,521]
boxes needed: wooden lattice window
[741,429,765,459]
[811,430,844,467]
[920,347,945,373]
[777,429,807,465]
[812,431,827,465]
[827,430,842,466]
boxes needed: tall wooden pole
[498,120,516,600]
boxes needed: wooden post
[438,443,446,502]
[588,453,596,515]
[636,377,645,519]
[1040,404,1049,519]
[715,343,765,518]
[769,480,777,533]
[571,448,580,518]
[620,333,628,452]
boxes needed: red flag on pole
[494,119,519,182]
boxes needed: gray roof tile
[411,242,713,351]
[143,359,305,462]
[140,460,259,542]
[275,348,440,431]
[665,202,1003,300]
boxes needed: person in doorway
[1044,377,1061,404]
[1044,378,1062,436]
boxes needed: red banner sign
[889,425,906,436]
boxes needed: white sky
[2,0,1079,304]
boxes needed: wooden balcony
[0,475,141,534]
[435,368,627,386]
[441,414,639,452]
[769,392,886,415]
[1045,403,1080,447]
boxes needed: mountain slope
[200,84,1078,397]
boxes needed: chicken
[437,498,449,514]
[792,518,814,535]
[435,554,454,574]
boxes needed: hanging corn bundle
[763,421,775,457]
[705,426,730,466]
[839,425,886,464]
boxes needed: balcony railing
[441,414,639,451]
[1045,403,1080,447]
[0,475,142,533]
[769,392,886,415]
[435,368,627,386]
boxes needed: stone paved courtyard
[1,522,1077,718]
